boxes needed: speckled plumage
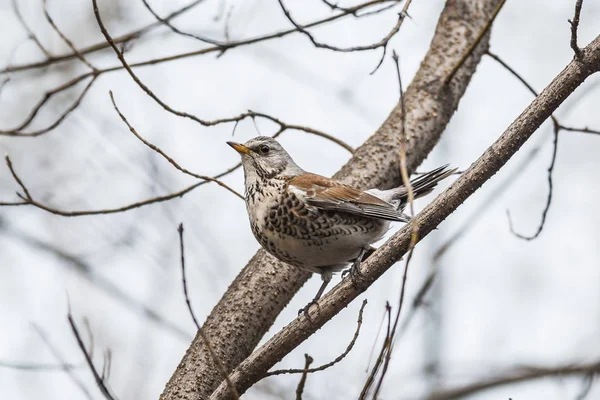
[228,137,455,312]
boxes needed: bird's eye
[259,145,270,154]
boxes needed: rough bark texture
[210,35,600,400]
[160,1,502,399]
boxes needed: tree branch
[209,33,600,400]
[160,1,503,399]
[428,361,600,400]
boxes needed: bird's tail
[408,164,456,199]
[391,164,457,206]
[364,165,456,216]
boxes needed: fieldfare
[228,137,455,315]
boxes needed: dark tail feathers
[393,164,457,203]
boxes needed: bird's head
[227,136,303,180]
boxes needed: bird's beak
[227,141,251,155]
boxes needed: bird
[227,136,455,315]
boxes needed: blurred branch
[263,299,367,378]
[43,0,98,71]
[209,31,600,400]
[0,74,98,137]
[428,361,600,400]
[178,223,240,400]
[0,360,81,371]
[67,310,117,400]
[1,0,207,74]
[0,221,191,340]
[12,0,53,58]
[295,354,313,400]
[32,323,93,400]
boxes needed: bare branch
[11,0,53,58]
[295,354,313,400]
[178,223,240,400]
[0,74,98,137]
[42,0,97,71]
[209,32,600,399]
[109,91,243,199]
[67,311,117,400]
[428,361,600,400]
[1,0,206,74]
[367,51,421,399]
[277,0,412,73]
[0,360,81,371]
[93,0,355,154]
[264,299,367,377]
[486,51,600,240]
[507,123,559,240]
[162,1,504,397]
[140,0,222,46]
[32,324,93,400]
[5,155,31,200]
[1,150,243,216]
[569,0,584,58]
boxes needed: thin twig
[569,0,584,58]
[443,0,506,85]
[277,0,410,73]
[93,0,355,154]
[67,310,117,400]
[177,223,201,330]
[369,50,417,400]
[141,0,222,46]
[264,299,367,377]
[486,51,600,240]
[2,150,242,216]
[0,74,98,136]
[506,124,559,240]
[42,0,97,71]
[359,303,391,399]
[32,324,93,400]
[295,354,314,400]
[0,360,81,371]
[12,0,53,58]
[5,155,31,199]
[109,90,243,199]
[2,0,206,74]
[178,223,240,400]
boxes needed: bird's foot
[298,299,320,321]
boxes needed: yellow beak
[227,141,251,155]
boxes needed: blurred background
[1,0,599,399]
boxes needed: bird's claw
[298,299,320,321]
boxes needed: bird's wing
[287,173,407,222]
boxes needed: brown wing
[287,173,406,222]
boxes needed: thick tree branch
[210,33,600,399]
[160,1,503,399]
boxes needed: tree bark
[210,34,600,400]
[160,1,502,399]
